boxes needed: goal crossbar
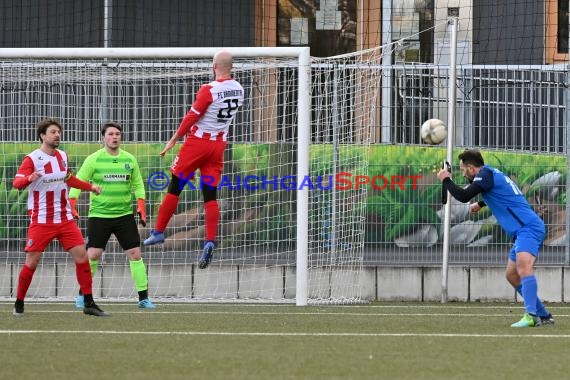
[0,47,309,59]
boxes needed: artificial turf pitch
[1,302,568,379]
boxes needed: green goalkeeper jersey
[69,148,145,218]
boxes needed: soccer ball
[420,119,448,145]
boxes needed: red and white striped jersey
[176,78,244,141]
[15,149,74,224]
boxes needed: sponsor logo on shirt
[42,175,66,184]
[103,174,130,182]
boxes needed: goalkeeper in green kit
[69,122,155,309]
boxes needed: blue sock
[514,284,548,317]
[521,276,538,315]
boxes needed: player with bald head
[213,50,233,75]
[144,50,244,270]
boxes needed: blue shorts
[508,224,546,262]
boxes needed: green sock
[89,259,99,277]
[129,258,148,292]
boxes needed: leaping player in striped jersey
[144,50,244,270]
[12,118,109,317]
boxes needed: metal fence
[390,64,567,153]
[383,64,568,265]
[1,60,568,265]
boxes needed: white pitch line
[331,305,570,310]
[2,302,570,310]
[0,330,569,338]
[5,310,569,318]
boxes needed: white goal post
[0,47,371,305]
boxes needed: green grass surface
[0,302,569,380]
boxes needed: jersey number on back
[217,99,240,119]
[505,176,523,195]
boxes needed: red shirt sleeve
[65,175,93,191]
[12,156,34,189]
[176,84,214,137]
[60,152,92,191]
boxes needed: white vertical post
[566,93,570,265]
[296,47,311,306]
[331,64,339,261]
[100,0,112,122]
[441,17,458,303]
[103,0,112,48]
[566,7,570,266]
[381,0,392,143]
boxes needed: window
[546,0,569,63]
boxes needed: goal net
[0,47,376,304]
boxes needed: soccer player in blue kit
[437,149,554,327]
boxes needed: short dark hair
[36,118,62,141]
[458,149,485,167]
[101,121,122,136]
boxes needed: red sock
[204,200,219,242]
[75,261,93,296]
[17,264,35,300]
[155,193,179,232]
